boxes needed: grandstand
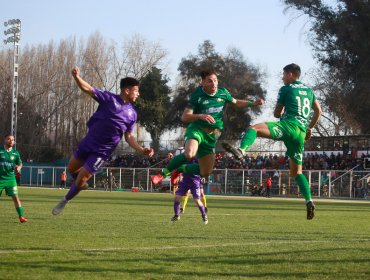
[19,164,369,199]
[17,133,369,200]
[305,134,370,156]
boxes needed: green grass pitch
[1,188,370,279]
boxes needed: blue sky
[2,0,316,122]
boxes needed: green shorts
[265,120,306,165]
[184,125,219,158]
[0,185,19,197]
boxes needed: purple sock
[198,205,206,216]
[65,182,82,201]
[174,201,181,216]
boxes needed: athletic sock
[174,201,181,216]
[201,194,207,208]
[198,205,206,216]
[16,206,24,217]
[65,182,82,201]
[295,174,312,202]
[240,128,257,151]
[161,153,188,177]
[161,168,171,177]
[181,195,189,211]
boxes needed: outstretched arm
[124,132,154,157]
[232,98,265,108]
[71,67,95,98]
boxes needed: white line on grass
[19,187,370,204]
[1,239,370,254]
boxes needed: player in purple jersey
[171,159,208,224]
[52,67,154,215]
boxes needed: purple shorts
[175,178,201,199]
[73,145,107,175]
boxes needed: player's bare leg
[68,155,84,180]
[198,153,215,178]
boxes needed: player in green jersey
[222,63,322,220]
[151,69,264,185]
[0,135,27,223]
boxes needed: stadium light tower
[4,19,21,143]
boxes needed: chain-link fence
[18,166,370,199]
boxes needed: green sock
[295,174,312,202]
[16,206,24,217]
[182,163,200,175]
[240,129,257,151]
[161,153,188,176]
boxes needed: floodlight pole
[4,19,21,144]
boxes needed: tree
[121,34,169,80]
[283,0,370,134]
[0,32,169,161]
[135,67,172,151]
[170,40,266,140]
[0,49,12,136]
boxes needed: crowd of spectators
[107,153,170,169]
[106,150,369,171]
[303,151,366,170]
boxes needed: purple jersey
[78,88,137,157]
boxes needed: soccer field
[1,188,370,280]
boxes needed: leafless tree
[0,32,169,161]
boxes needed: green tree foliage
[283,0,370,133]
[136,67,172,151]
[169,40,266,140]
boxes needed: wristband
[248,101,254,107]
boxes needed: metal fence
[19,166,370,199]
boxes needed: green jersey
[0,146,21,187]
[186,86,235,130]
[277,81,316,131]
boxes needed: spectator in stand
[108,149,365,172]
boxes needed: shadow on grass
[1,246,369,279]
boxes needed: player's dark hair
[4,134,13,139]
[120,77,139,89]
[283,63,301,78]
[200,69,217,80]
